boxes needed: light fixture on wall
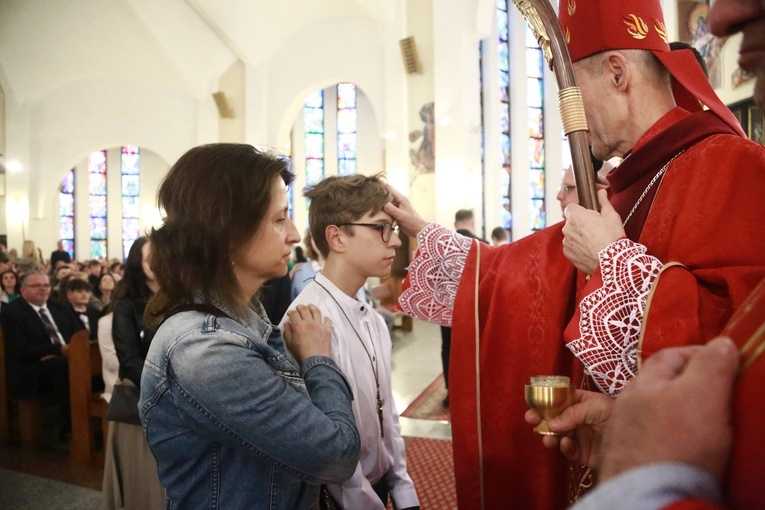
[399,36,423,75]
[212,91,235,118]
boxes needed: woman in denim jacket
[139,144,360,509]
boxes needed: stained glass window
[59,170,75,259]
[121,145,141,259]
[88,150,107,259]
[527,25,546,232]
[498,0,512,239]
[337,83,357,176]
[304,90,324,188]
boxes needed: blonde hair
[21,240,41,263]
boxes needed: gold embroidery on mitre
[565,26,571,44]
[623,14,649,40]
[568,0,576,16]
[654,19,668,44]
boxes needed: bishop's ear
[605,51,630,91]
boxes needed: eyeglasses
[559,184,577,194]
[336,222,400,243]
[24,284,50,289]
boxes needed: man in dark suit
[64,278,101,340]
[1,270,83,432]
[441,209,488,406]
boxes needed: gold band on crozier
[558,87,588,134]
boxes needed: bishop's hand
[562,190,625,274]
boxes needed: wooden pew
[68,329,107,465]
[0,329,46,449]
[372,276,413,332]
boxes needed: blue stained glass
[497,10,508,41]
[304,108,324,134]
[500,103,510,132]
[90,217,107,239]
[121,145,140,174]
[59,193,74,217]
[529,138,545,167]
[500,84,509,103]
[89,173,106,196]
[498,43,509,71]
[337,83,356,109]
[122,218,141,240]
[526,48,544,78]
[500,166,510,191]
[89,195,107,218]
[528,107,543,137]
[339,159,357,176]
[61,171,74,193]
[304,90,323,108]
[91,240,107,259]
[502,198,513,231]
[530,199,546,230]
[497,0,507,12]
[338,134,357,159]
[525,25,540,47]
[287,184,294,219]
[62,240,74,259]
[60,217,74,239]
[527,78,543,108]
[122,175,140,196]
[499,70,509,88]
[88,150,106,173]
[122,196,140,218]
[305,134,324,159]
[306,159,324,186]
[337,109,357,134]
[529,169,545,198]
[501,134,511,165]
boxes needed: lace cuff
[566,238,663,396]
[398,224,473,326]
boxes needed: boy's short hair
[491,227,508,241]
[65,278,92,294]
[455,209,474,222]
[304,173,391,258]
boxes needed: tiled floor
[0,318,450,498]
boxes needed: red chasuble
[447,109,765,509]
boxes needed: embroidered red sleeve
[566,238,663,396]
[398,224,473,326]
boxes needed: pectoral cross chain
[376,386,385,438]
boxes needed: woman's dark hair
[293,246,307,264]
[113,237,153,309]
[93,272,115,299]
[0,269,18,294]
[146,143,294,325]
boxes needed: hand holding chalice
[525,375,575,435]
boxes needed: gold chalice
[524,375,575,436]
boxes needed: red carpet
[390,438,456,510]
[400,374,450,422]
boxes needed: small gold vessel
[524,375,575,435]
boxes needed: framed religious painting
[677,0,727,88]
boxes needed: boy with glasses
[280,174,419,510]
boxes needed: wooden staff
[512,0,599,211]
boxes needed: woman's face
[100,273,115,292]
[232,179,301,297]
[2,272,16,291]
[141,241,156,282]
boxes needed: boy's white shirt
[279,272,419,509]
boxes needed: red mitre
[558,0,746,137]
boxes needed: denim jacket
[139,298,360,509]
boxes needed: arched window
[59,170,75,259]
[88,150,108,259]
[304,90,325,188]
[497,0,513,240]
[121,145,141,258]
[526,25,546,232]
[337,83,357,176]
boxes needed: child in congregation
[280,173,420,510]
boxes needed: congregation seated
[0,270,84,438]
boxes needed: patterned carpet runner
[400,374,450,422]
[389,437,456,510]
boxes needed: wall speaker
[399,36,423,75]
[212,91,234,118]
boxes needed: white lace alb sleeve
[398,223,473,326]
[566,238,663,396]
